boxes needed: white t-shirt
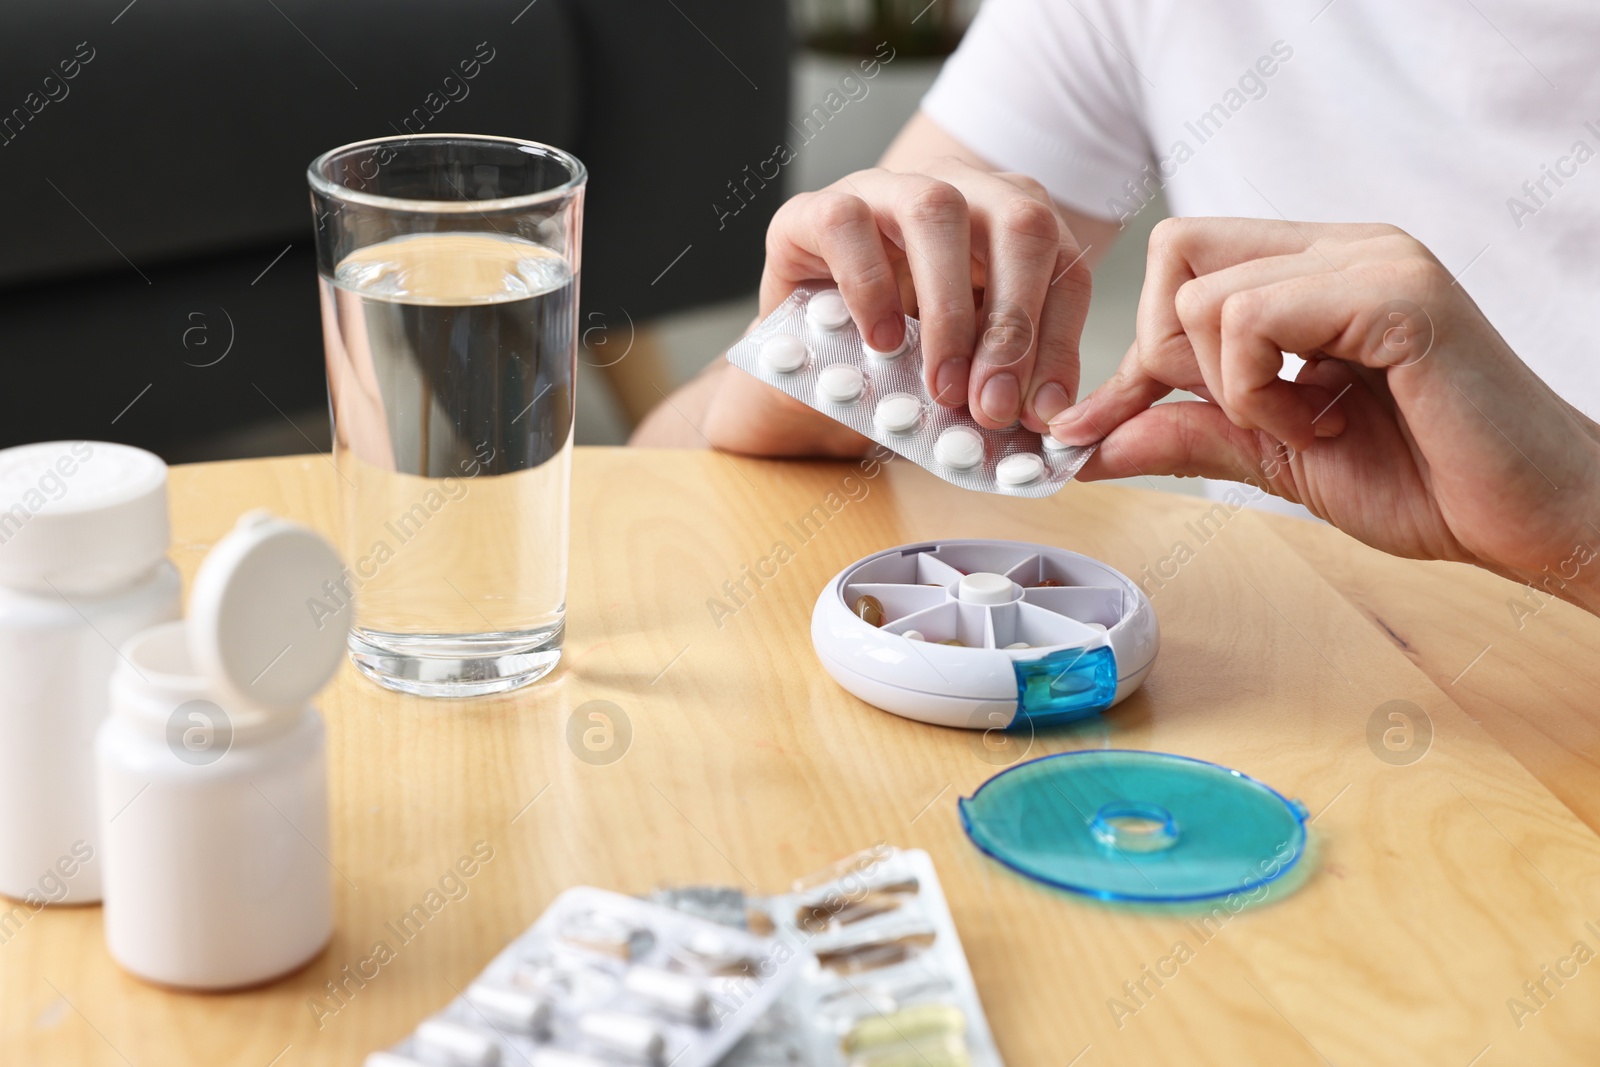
[923,0,1600,418]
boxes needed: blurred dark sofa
[0,0,789,458]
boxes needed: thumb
[1077,400,1292,493]
[1046,340,1172,446]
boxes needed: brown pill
[853,595,885,627]
[796,891,903,934]
[745,909,776,937]
[938,639,964,647]
[1033,579,1065,588]
[816,931,938,975]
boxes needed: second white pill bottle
[97,510,352,989]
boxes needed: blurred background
[0,0,1165,465]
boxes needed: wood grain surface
[3,449,1599,1066]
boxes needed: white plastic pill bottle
[0,441,181,905]
[97,510,352,989]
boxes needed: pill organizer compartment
[813,540,1158,730]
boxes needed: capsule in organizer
[726,285,1096,498]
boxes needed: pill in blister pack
[673,847,1003,1067]
[367,887,805,1067]
[726,285,1095,498]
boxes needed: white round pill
[902,630,925,641]
[934,426,984,471]
[874,393,922,433]
[806,290,851,331]
[1005,641,1031,650]
[817,364,865,404]
[864,330,909,360]
[957,572,1015,606]
[996,452,1045,486]
[1042,433,1072,452]
[759,335,808,374]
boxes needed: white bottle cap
[957,572,1015,606]
[188,510,351,715]
[934,426,984,471]
[806,290,852,332]
[0,441,169,595]
[874,393,922,434]
[758,334,807,374]
[996,452,1045,486]
[817,364,865,405]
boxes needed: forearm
[628,360,726,448]
[1501,530,1600,617]
[1500,410,1600,617]
[629,346,872,457]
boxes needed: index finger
[833,169,978,407]
[1049,218,1387,443]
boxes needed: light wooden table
[5,450,1600,1066]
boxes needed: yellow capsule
[848,1034,970,1067]
[938,639,964,647]
[853,594,885,627]
[843,1004,967,1055]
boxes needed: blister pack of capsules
[666,846,1003,1067]
[725,285,1095,498]
[366,887,806,1067]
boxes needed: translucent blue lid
[959,750,1309,903]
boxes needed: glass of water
[307,135,585,697]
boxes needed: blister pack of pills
[726,285,1095,498]
[690,846,1004,1067]
[366,887,806,1067]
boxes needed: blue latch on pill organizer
[811,539,1158,730]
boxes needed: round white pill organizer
[812,539,1158,730]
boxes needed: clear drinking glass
[307,135,585,697]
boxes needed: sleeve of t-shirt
[920,0,1156,221]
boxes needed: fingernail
[1032,382,1071,424]
[980,374,1020,424]
[872,317,903,352]
[1048,405,1090,444]
[933,357,970,406]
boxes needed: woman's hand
[697,116,1118,457]
[1056,218,1600,604]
